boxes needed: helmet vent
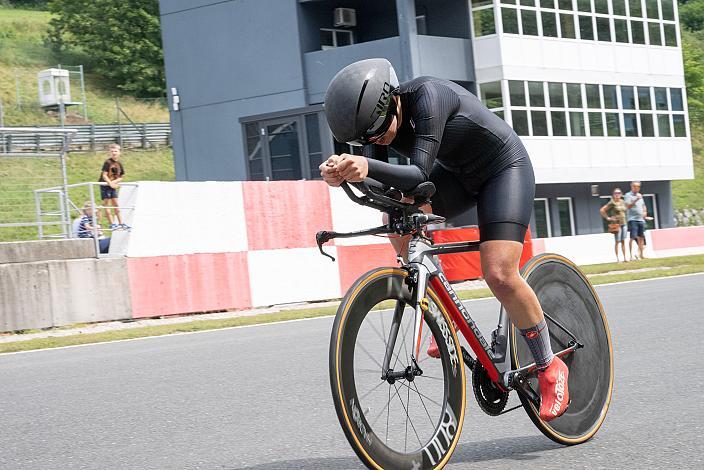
[355,78,370,120]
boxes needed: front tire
[329,268,466,469]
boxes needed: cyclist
[320,58,568,421]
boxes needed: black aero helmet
[324,58,399,146]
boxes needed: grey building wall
[160,0,307,181]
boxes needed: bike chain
[472,362,509,416]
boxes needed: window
[513,110,530,135]
[416,14,428,35]
[560,13,577,38]
[606,112,621,136]
[542,11,559,36]
[642,194,658,229]
[586,84,601,108]
[320,28,354,49]
[305,114,323,179]
[631,21,645,44]
[640,113,655,136]
[549,82,565,107]
[502,8,520,34]
[473,4,497,36]
[648,22,662,45]
[673,114,686,136]
[621,86,636,109]
[629,0,642,16]
[577,0,591,12]
[509,80,527,106]
[245,123,265,181]
[533,199,551,237]
[645,0,659,19]
[614,19,629,42]
[638,86,651,110]
[566,83,582,108]
[570,111,586,136]
[664,24,677,46]
[670,88,683,111]
[589,112,605,135]
[594,0,608,13]
[613,0,627,15]
[661,0,675,21]
[522,9,540,35]
[624,113,638,136]
[596,17,611,41]
[579,15,594,40]
[557,197,575,236]
[657,114,671,137]
[480,81,503,108]
[558,0,573,9]
[654,87,668,110]
[532,111,549,135]
[528,81,545,106]
[603,85,618,108]
[552,111,568,135]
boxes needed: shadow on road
[234,434,561,469]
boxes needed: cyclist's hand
[320,156,344,187]
[337,154,368,183]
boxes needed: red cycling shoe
[538,356,570,421]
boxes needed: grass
[0,7,168,125]
[672,123,704,211]
[0,147,175,241]
[1,255,702,354]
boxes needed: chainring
[472,362,509,416]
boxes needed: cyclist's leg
[475,156,569,421]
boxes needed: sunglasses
[349,92,398,146]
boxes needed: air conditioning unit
[334,8,356,28]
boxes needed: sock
[519,318,554,370]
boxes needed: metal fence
[0,123,171,152]
[0,127,76,242]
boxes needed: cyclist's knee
[484,266,521,299]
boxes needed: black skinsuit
[363,76,535,243]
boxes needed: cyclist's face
[370,99,399,146]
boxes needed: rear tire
[509,253,614,445]
[329,268,466,469]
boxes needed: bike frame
[381,233,582,393]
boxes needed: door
[263,117,304,181]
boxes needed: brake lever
[315,230,337,262]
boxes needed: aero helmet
[324,58,399,146]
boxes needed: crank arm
[511,373,541,408]
[510,341,582,377]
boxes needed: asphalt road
[1,274,703,469]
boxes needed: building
[158,0,693,237]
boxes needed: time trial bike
[316,181,614,470]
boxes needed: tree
[47,0,164,97]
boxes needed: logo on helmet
[372,82,393,118]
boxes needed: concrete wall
[0,257,131,332]
[0,239,95,264]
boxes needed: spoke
[359,378,387,402]
[412,381,436,427]
[357,343,383,370]
[396,380,444,409]
[417,374,445,382]
[380,306,388,346]
[386,383,391,444]
[392,383,424,449]
[366,315,387,346]
[370,384,397,428]
[405,380,410,451]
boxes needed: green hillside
[0,7,168,125]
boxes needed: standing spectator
[624,181,648,260]
[99,143,128,230]
[77,202,110,254]
[600,188,627,262]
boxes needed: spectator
[600,188,627,262]
[99,143,129,230]
[624,181,648,260]
[77,202,110,254]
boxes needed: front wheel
[329,268,466,469]
[509,253,614,444]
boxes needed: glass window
[640,114,654,136]
[629,0,642,16]
[648,22,662,45]
[670,88,683,111]
[594,0,608,13]
[558,0,573,9]
[481,81,503,108]
[637,87,651,110]
[501,0,517,3]
[560,14,577,38]
[474,8,496,36]
[589,112,605,135]
[621,86,636,109]
[603,85,618,108]
[645,0,659,19]
[596,17,611,41]
[494,110,505,120]
[549,82,565,107]
[661,0,674,21]
[522,10,540,35]
[521,0,536,4]
[614,19,629,42]
[567,83,582,108]
[509,80,526,106]
[472,0,493,6]
[267,120,302,180]
[657,114,671,137]
[557,198,574,236]
[512,110,530,135]
[533,200,550,238]
[613,0,627,15]
[245,123,265,180]
[654,87,668,110]
[673,114,686,136]
[586,84,601,108]
[643,195,657,230]
[552,111,568,135]
[305,114,322,179]
[606,112,621,136]
[579,15,594,40]
[532,111,549,135]
[664,24,677,46]
[577,0,591,12]
[542,11,559,36]
[631,21,645,44]
[502,8,520,34]
[528,81,546,107]
[540,0,556,8]
[624,113,638,136]
[570,111,586,135]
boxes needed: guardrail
[0,123,171,152]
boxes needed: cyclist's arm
[365,82,457,191]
